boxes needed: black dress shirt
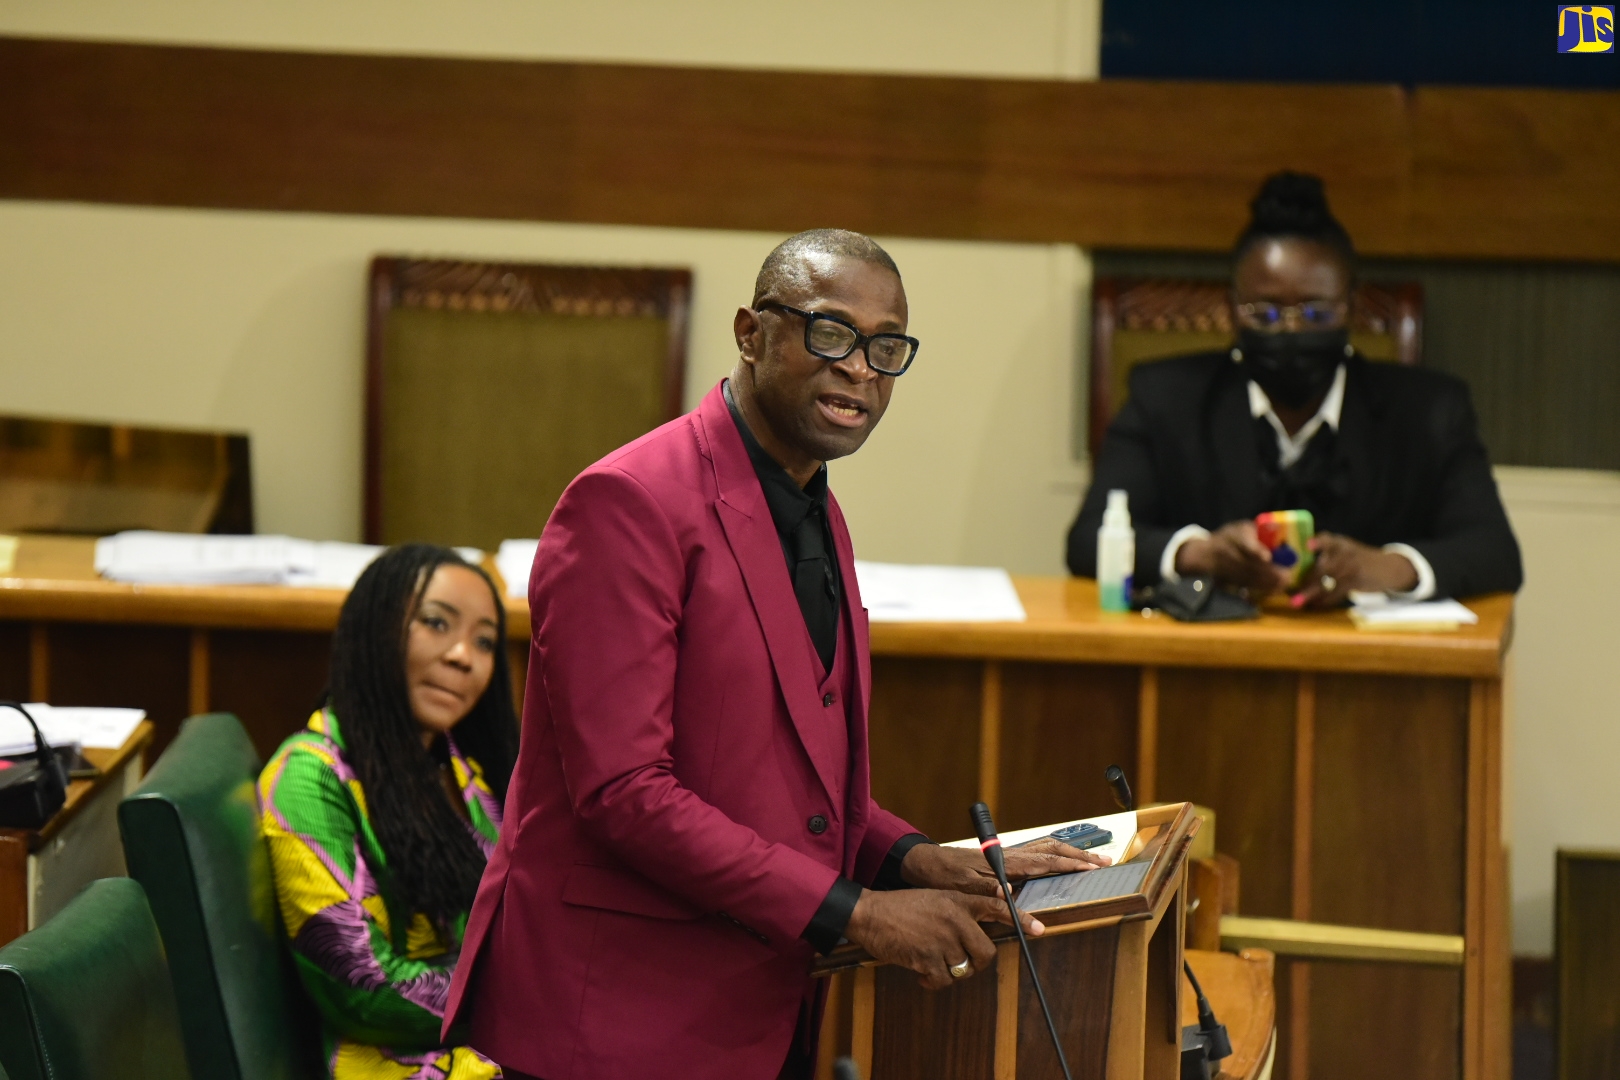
[722,382,929,956]
[723,380,840,672]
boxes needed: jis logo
[1557,5,1615,52]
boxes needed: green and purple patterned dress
[258,709,504,1080]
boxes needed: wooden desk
[865,579,1511,1080]
[0,536,1511,1080]
[0,720,153,946]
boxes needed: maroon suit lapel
[698,385,843,813]
[826,491,873,872]
[826,492,870,744]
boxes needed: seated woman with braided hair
[259,544,519,1080]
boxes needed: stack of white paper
[497,539,539,600]
[96,532,316,585]
[853,561,1027,623]
[95,532,482,591]
[286,542,386,589]
[0,704,146,756]
[1349,597,1480,631]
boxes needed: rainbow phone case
[1255,510,1315,588]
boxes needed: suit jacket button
[822,692,836,707]
[808,815,828,835]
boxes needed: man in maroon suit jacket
[445,230,1103,1079]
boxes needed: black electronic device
[1105,764,1135,812]
[0,702,68,829]
[1013,821,1111,850]
[1050,822,1113,850]
[971,801,1075,1080]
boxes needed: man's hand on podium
[844,888,1041,990]
[898,838,1111,897]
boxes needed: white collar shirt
[1249,363,1347,469]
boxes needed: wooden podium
[814,803,1198,1080]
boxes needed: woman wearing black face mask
[1066,171,1522,606]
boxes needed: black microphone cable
[970,801,1074,1080]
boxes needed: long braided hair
[327,543,519,928]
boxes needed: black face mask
[1235,327,1349,410]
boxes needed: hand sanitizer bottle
[1097,489,1135,613]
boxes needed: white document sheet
[0,704,146,756]
[942,810,1137,871]
[853,561,1027,623]
[1349,597,1480,630]
[496,539,540,600]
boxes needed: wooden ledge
[1219,915,1465,967]
[0,536,1513,677]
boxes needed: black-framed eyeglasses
[1235,299,1348,333]
[755,302,919,376]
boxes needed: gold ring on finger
[1320,574,1337,592]
[949,957,972,979]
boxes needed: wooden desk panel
[997,661,1139,834]
[0,536,1511,1080]
[1157,669,1298,921]
[208,629,333,762]
[866,658,982,845]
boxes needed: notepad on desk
[1348,597,1479,632]
[853,561,1026,623]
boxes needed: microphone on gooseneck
[970,802,1075,1080]
[1105,763,1134,812]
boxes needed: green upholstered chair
[118,713,320,1080]
[0,876,192,1080]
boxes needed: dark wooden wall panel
[3,37,1619,261]
[208,630,331,763]
[1157,669,1296,919]
[867,657,980,843]
[999,662,1138,833]
[0,623,28,702]
[1311,964,1464,1080]
[45,624,190,758]
[1556,852,1620,1080]
[1313,674,1468,934]
[1309,673,1469,1080]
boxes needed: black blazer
[1067,351,1523,599]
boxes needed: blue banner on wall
[1101,1,1618,87]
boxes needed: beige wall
[1495,467,1620,955]
[0,200,1086,572]
[0,0,1101,78]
